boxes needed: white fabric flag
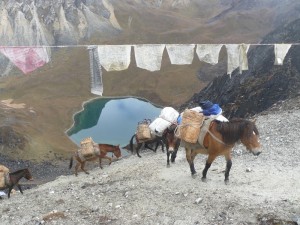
[239,44,250,73]
[196,44,223,65]
[134,44,165,71]
[97,45,131,71]
[226,44,239,77]
[166,44,195,65]
[88,46,103,96]
[274,44,291,65]
[226,44,250,76]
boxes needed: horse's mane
[215,118,259,145]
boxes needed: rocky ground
[0,98,300,225]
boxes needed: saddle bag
[80,137,96,158]
[176,109,205,143]
[0,165,9,188]
[136,119,152,141]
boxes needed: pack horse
[69,137,122,176]
[183,117,261,183]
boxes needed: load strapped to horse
[0,165,10,189]
[176,100,261,183]
[130,107,180,164]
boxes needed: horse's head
[164,128,180,153]
[240,120,261,156]
[24,168,34,181]
[113,145,122,158]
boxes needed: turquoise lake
[67,97,162,149]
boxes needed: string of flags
[0,44,293,96]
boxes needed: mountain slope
[180,19,300,118]
[0,98,299,224]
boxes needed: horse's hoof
[167,164,170,168]
[201,177,207,182]
[224,179,229,185]
[191,173,197,178]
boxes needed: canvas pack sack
[136,119,152,141]
[159,107,179,124]
[149,117,171,137]
[0,165,9,188]
[80,137,96,158]
[176,109,205,143]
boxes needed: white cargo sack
[149,118,171,136]
[159,107,179,124]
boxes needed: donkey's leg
[185,148,197,175]
[202,154,216,182]
[224,153,232,184]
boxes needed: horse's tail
[69,155,73,169]
[129,134,136,153]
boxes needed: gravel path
[0,99,299,225]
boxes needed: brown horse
[69,143,122,176]
[129,133,165,158]
[0,168,33,198]
[164,127,181,167]
[183,118,261,184]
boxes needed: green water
[67,97,162,149]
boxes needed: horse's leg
[81,161,89,175]
[99,157,103,169]
[160,140,165,153]
[136,143,143,158]
[202,154,217,182]
[103,156,112,165]
[167,149,171,167]
[17,184,23,194]
[171,140,180,163]
[145,142,155,152]
[8,186,14,198]
[224,153,232,184]
[75,160,81,176]
[185,148,197,176]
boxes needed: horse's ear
[252,118,257,123]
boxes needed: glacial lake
[67,97,162,151]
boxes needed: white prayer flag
[134,44,165,71]
[239,44,250,73]
[166,44,195,65]
[274,44,291,65]
[196,44,223,65]
[97,45,132,71]
[226,44,239,77]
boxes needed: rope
[1,43,300,48]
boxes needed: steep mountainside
[180,19,300,118]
